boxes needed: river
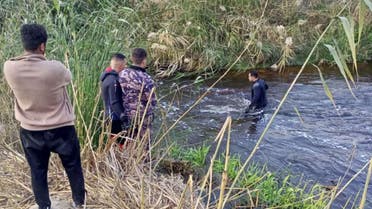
[155,63,372,208]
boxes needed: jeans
[20,126,85,209]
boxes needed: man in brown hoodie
[3,24,85,209]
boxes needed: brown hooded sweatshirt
[3,54,75,130]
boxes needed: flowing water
[155,63,372,208]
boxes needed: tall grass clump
[170,144,210,168]
[2,0,371,77]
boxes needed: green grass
[213,154,242,180]
[170,148,330,208]
[214,155,329,208]
[167,144,330,208]
[170,144,210,167]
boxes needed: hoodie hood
[105,66,112,72]
[100,70,119,82]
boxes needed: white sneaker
[72,202,85,209]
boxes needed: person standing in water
[3,23,85,209]
[245,70,268,114]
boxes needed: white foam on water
[200,104,240,114]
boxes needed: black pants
[111,120,122,135]
[20,126,85,209]
[110,120,127,145]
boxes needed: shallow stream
[156,63,372,208]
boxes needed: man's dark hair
[132,48,147,65]
[249,70,259,78]
[111,53,126,60]
[20,23,48,51]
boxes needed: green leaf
[324,44,357,99]
[293,106,305,124]
[313,64,336,108]
[359,159,372,209]
[358,0,366,46]
[339,17,357,71]
[335,43,356,86]
[52,0,60,13]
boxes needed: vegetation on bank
[165,144,330,208]
[1,0,372,208]
[1,0,371,141]
[1,0,371,77]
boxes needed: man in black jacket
[100,53,129,138]
[246,70,268,113]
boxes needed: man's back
[3,54,75,130]
[251,79,268,109]
[100,70,123,120]
[5,23,85,209]
[119,66,156,119]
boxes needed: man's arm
[249,84,262,109]
[108,79,125,119]
[64,69,72,85]
[141,77,157,115]
[54,61,72,86]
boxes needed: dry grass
[0,136,203,209]
[0,79,202,209]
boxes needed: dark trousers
[110,120,122,135]
[20,126,85,208]
[110,120,127,145]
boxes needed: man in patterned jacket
[119,48,156,145]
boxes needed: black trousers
[110,120,127,145]
[20,126,85,208]
[110,120,122,135]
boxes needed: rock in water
[270,63,279,70]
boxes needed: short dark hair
[111,53,126,60]
[20,23,48,51]
[249,70,259,78]
[132,48,147,65]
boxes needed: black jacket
[100,70,124,121]
[249,78,268,110]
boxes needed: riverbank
[0,140,200,208]
[160,144,331,208]
[0,115,330,209]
